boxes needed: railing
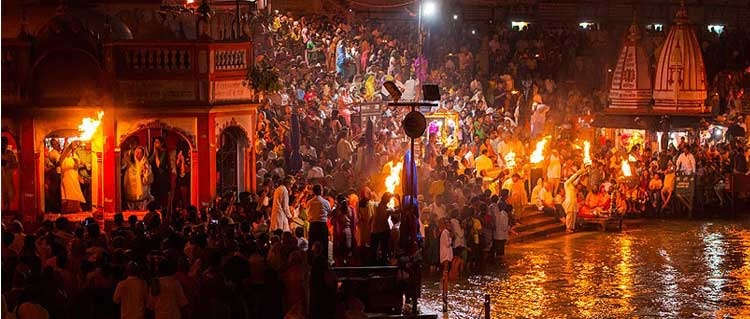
[110,41,252,77]
[108,41,253,105]
[122,47,193,72]
[214,49,247,71]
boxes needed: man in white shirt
[113,262,148,319]
[271,176,293,232]
[336,131,354,164]
[402,76,419,102]
[428,195,447,221]
[675,147,696,175]
[306,184,331,262]
[439,219,453,313]
[493,196,510,258]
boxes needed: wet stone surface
[420,219,750,318]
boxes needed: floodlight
[422,1,437,18]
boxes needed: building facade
[2,1,258,223]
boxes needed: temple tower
[608,16,652,112]
[652,1,708,113]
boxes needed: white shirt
[493,209,509,240]
[676,153,696,174]
[402,78,419,101]
[147,276,188,319]
[113,276,148,319]
[337,138,354,163]
[450,218,466,248]
[271,185,291,232]
[307,166,325,179]
[429,203,447,221]
[306,195,331,223]
[439,229,453,263]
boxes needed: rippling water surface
[420,219,750,318]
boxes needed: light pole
[418,1,437,55]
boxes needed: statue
[123,146,153,210]
[59,141,86,213]
[2,137,18,211]
[45,138,63,212]
[149,136,171,210]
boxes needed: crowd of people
[2,9,750,319]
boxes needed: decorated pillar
[101,108,116,212]
[18,116,38,222]
[196,112,217,206]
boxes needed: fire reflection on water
[421,220,750,318]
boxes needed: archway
[119,126,193,213]
[2,131,20,213]
[216,126,249,196]
[43,129,93,213]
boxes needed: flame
[530,136,551,164]
[583,141,592,166]
[78,111,104,141]
[504,151,516,169]
[621,160,632,177]
[384,161,403,209]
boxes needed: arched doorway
[216,126,249,196]
[43,129,93,213]
[2,132,20,213]
[119,125,193,213]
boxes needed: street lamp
[422,0,437,17]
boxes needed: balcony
[108,41,253,106]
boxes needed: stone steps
[509,208,566,243]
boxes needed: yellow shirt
[475,155,494,177]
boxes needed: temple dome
[652,2,708,113]
[608,17,652,112]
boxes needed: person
[147,259,188,319]
[474,149,494,178]
[123,146,153,210]
[662,165,676,211]
[175,150,190,208]
[149,137,171,210]
[271,176,293,232]
[306,184,330,263]
[547,150,562,195]
[492,195,510,258]
[45,138,63,212]
[59,141,86,213]
[2,137,18,211]
[113,262,148,319]
[438,219,453,313]
[675,146,696,175]
[562,167,587,232]
[370,193,392,264]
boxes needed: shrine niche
[425,111,460,149]
[118,121,194,212]
[216,123,250,196]
[43,129,93,213]
[2,132,20,213]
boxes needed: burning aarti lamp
[78,111,104,143]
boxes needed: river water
[420,219,750,318]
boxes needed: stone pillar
[18,116,38,222]
[196,112,217,206]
